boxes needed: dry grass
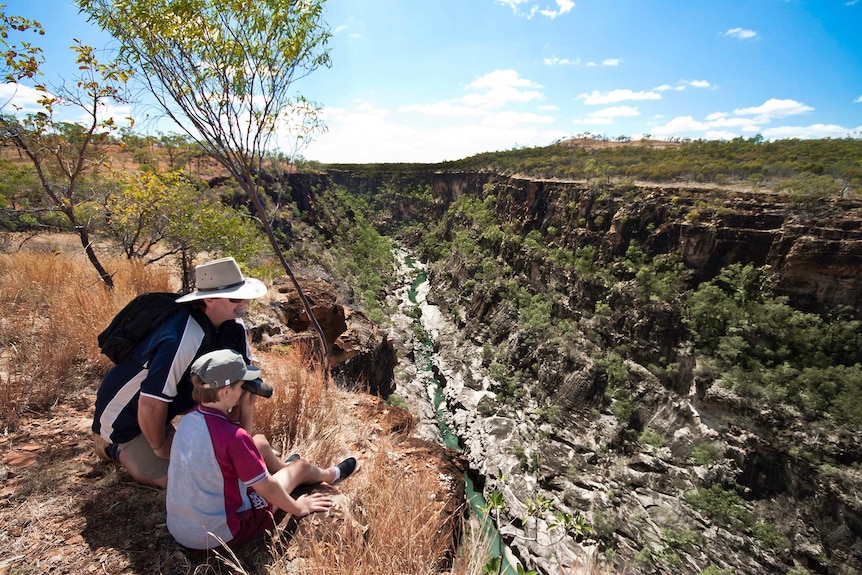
[252,347,471,574]
[0,250,480,575]
[0,252,173,428]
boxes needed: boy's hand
[296,492,333,517]
[237,388,257,411]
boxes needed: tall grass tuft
[275,437,461,575]
[0,253,173,428]
[254,344,343,465]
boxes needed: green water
[406,259,515,574]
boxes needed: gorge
[271,163,862,575]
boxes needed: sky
[2,0,861,164]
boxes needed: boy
[166,349,357,550]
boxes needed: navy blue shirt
[92,308,250,444]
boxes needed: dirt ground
[0,385,273,575]
[0,378,463,575]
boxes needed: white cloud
[577,89,661,105]
[398,70,544,117]
[0,82,135,130]
[707,115,759,129]
[499,0,574,19]
[589,105,640,119]
[540,0,576,18]
[544,56,617,66]
[654,80,713,92]
[650,98,831,141]
[651,116,710,135]
[724,27,758,40]
[761,123,860,139]
[732,98,814,121]
[704,130,738,140]
[687,80,713,89]
[300,99,567,163]
[461,70,544,109]
[468,69,536,91]
[91,102,134,128]
[0,82,48,114]
[855,95,862,103]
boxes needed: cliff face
[295,169,862,574]
[459,175,862,312]
[324,169,862,312]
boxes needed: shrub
[690,441,723,466]
[685,485,753,530]
[638,427,667,449]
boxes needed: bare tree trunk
[245,180,330,372]
[78,225,114,289]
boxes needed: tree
[103,168,267,289]
[79,0,333,365]
[0,29,132,288]
[0,7,43,83]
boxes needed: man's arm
[138,395,173,459]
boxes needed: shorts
[228,504,276,548]
[92,428,172,483]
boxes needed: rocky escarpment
[323,170,862,314]
[283,169,862,574]
[248,275,396,398]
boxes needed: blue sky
[2,0,861,163]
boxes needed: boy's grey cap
[191,349,260,388]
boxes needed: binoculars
[241,378,273,398]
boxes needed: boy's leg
[252,434,289,474]
[272,459,337,494]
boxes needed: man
[92,257,267,488]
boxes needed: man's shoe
[332,457,357,484]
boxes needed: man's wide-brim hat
[176,257,267,303]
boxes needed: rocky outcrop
[249,275,396,398]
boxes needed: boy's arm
[230,389,256,433]
[252,476,333,517]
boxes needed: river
[395,249,517,575]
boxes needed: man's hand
[138,395,171,458]
[153,429,174,459]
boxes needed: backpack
[97,292,185,364]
